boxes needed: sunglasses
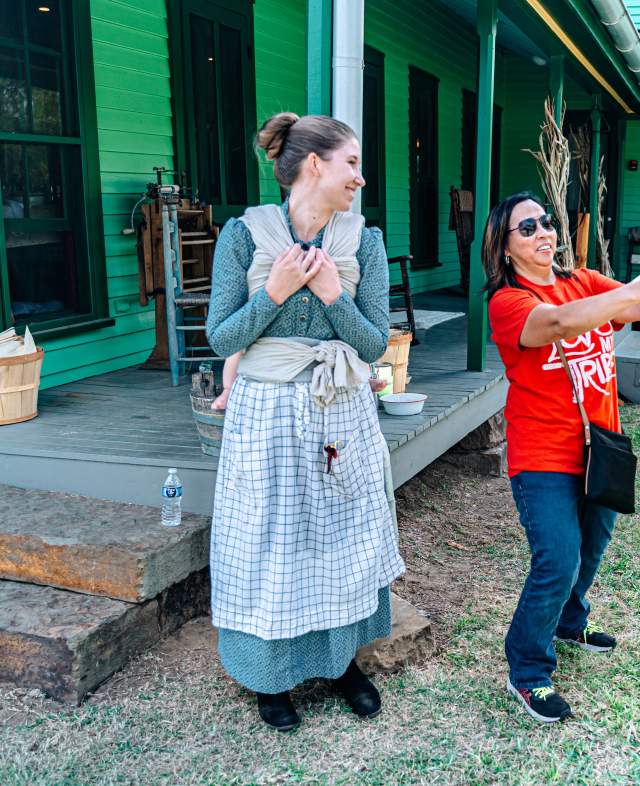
[507,214,556,237]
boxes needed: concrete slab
[0,569,210,703]
[0,486,210,602]
[616,331,640,403]
[356,592,434,672]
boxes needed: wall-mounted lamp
[532,55,547,67]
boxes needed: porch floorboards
[0,314,507,514]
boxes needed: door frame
[168,0,259,221]
[409,65,440,269]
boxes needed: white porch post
[332,0,364,213]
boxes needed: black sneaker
[333,660,382,719]
[256,691,300,731]
[556,622,617,653]
[507,678,572,724]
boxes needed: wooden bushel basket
[0,348,44,425]
[378,329,412,393]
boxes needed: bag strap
[554,341,591,446]
[527,286,592,446]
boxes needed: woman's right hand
[264,245,322,306]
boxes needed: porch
[0,298,506,514]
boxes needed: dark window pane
[26,144,63,217]
[0,47,28,132]
[27,1,62,51]
[1,144,26,217]
[0,6,23,42]
[190,15,221,204]
[363,70,379,207]
[31,53,63,134]
[6,229,79,325]
[219,24,247,205]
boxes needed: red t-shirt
[489,268,623,477]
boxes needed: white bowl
[380,392,427,416]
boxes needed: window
[362,46,386,232]
[171,0,258,224]
[461,89,502,208]
[0,1,106,334]
[409,67,439,269]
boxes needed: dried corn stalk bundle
[596,155,613,277]
[523,98,575,269]
[570,124,590,213]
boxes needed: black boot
[256,691,300,731]
[333,660,381,719]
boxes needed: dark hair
[482,191,574,299]
[255,112,356,188]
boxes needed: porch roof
[439,0,640,115]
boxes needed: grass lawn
[1,406,639,785]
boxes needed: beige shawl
[237,204,370,407]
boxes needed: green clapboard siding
[34,0,614,391]
[253,0,307,203]
[499,58,592,199]
[39,0,169,389]
[365,0,504,293]
[618,120,640,275]
[625,0,640,29]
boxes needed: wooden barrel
[190,393,225,455]
[0,348,44,426]
[378,330,412,393]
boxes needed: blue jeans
[507,471,617,689]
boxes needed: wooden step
[0,571,210,703]
[0,485,210,602]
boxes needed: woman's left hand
[306,249,342,305]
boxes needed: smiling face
[314,137,365,211]
[504,199,557,282]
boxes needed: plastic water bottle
[161,468,182,527]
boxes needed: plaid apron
[210,376,405,640]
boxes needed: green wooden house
[3,0,640,390]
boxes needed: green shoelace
[531,687,555,701]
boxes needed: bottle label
[162,486,183,499]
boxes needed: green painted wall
[366,0,486,291]
[34,0,617,390]
[618,120,640,276]
[625,0,640,29]
[39,0,169,389]
[254,0,307,203]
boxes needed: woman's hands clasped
[264,245,341,307]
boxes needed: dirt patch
[393,460,522,648]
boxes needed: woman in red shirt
[485,192,640,724]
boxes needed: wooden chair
[449,186,474,294]
[626,226,640,282]
[388,254,418,345]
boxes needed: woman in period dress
[206,113,405,731]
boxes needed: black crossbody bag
[555,341,637,514]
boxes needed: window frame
[169,0,259,224]
[362,45,386,235]
[0,0,109,339]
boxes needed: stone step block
[356,592,434,672]
[0,485,210,602]
[0,569,210,703]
